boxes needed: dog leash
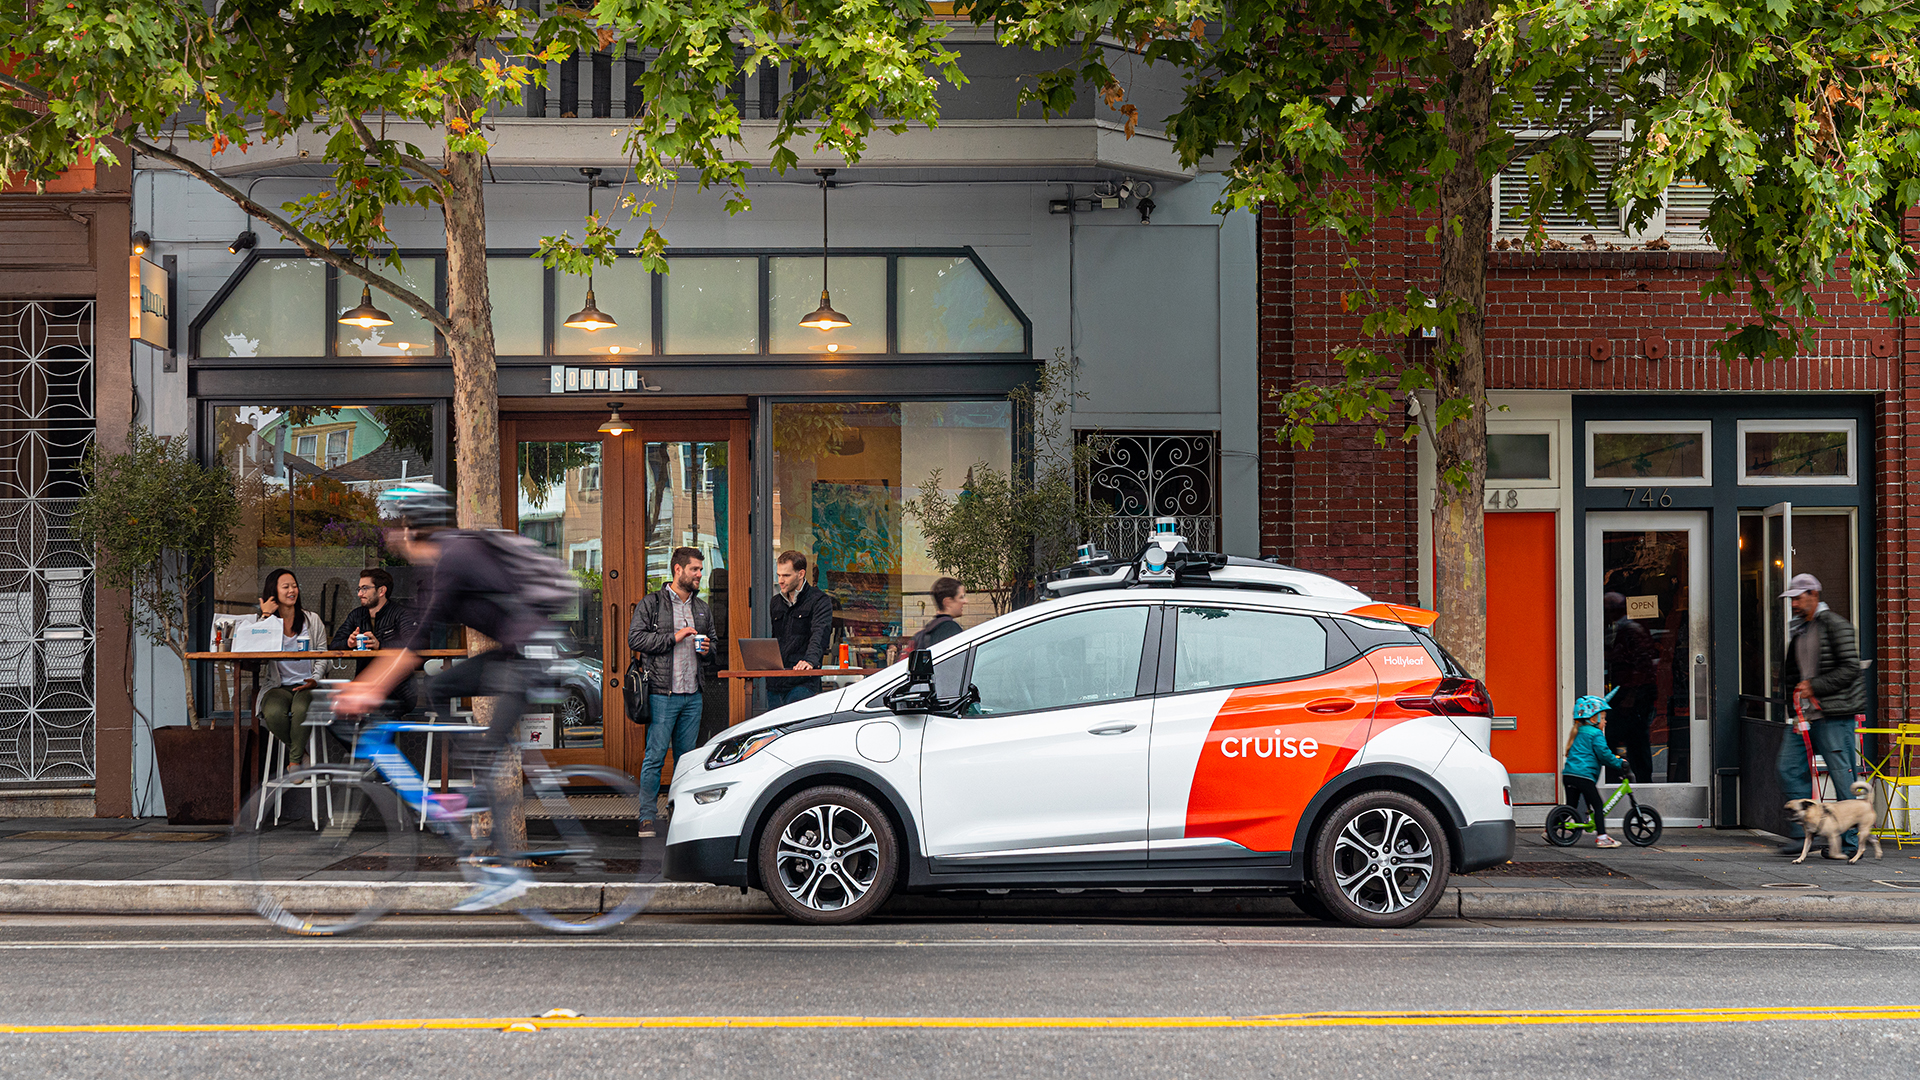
[1795,698,1823,804]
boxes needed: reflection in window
[1742,428,1850,480]
[1487,433,1552,480]
[199,259,325,357]
[771,400,1013,667]
[556,259,650,356]
[336,259,437,357]
[517,441,605,746]
[663,258,758,354]
[969,607,1148,715]
[896,256,1024,353]
[1591,429,1705,480]
[769,257,887,354]
[1174,608,1327,692]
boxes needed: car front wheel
[1311,790,1450,929]
[757,785,898,924]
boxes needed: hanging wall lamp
[597,402,634,436]
[563,167,619,332]
[799,168,851,331]
[337,261,394,329]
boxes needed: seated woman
[240,568,330,768]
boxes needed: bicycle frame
[1565,777,1635,831]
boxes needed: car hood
[702,686,849,746]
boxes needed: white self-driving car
[664,525,1515,929]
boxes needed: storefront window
[200,259,325,357]
[336,259,437,357]
[517,441,606,747]
[896,256,1024,354]
[211,406,436,686]
[663,257,758,354]
[489,257,545,356]
[769,257,886,354]
[771,400,1013,664]
[556,260,650,357]
[1587,422,1710,485]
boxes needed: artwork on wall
[812,481,902,637]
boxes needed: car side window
[968,606,1150,716]
[1173,607,1328,692]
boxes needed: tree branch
[347,113,453,200]
[121,131,453,336]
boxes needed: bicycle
[1544,773,1664,847]
[230,680,651,936]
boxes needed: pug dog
[1785,782,1882,864]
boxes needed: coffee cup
[694,634,711,655]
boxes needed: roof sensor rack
[1043,517,1374,602]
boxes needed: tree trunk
[1431,0,1494,678]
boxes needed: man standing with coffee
[629,546,717,836]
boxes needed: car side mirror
[884,650,940,714]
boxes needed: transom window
[191,249,1028,361]
[1737,420,1856,485]
[1585,421,1712,487]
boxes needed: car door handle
[1088,724,1137,736]
[1305,698,1357,714]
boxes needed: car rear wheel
[1311,790,1450,929]
[757,785,898,924]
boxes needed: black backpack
[476,529,579,621]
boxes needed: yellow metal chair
[1862,722,1920,847]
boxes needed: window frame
[1584,419,1714,488]
[1735,419,1857,486]
[1484,419,1559,489]
[1164,605,1343,697]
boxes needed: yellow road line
[6,1006,1920,1034]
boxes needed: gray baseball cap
[1779,572,1823,598]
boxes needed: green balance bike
[1544,773,1663,847]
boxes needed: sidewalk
[1,816,1918,921]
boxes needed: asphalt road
[2,912,1918,1079]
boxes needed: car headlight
[705,727,784,770]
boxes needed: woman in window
[243,568,330,767]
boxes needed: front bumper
[1457,819,1516,873]
[664,835,751,888]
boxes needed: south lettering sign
[129,255,169,348]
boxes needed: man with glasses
[332,568,417,711]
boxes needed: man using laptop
[768,549,833,709]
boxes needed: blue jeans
[767,682,817,710]
[1777,717,1860,849]
[641,692,704,816]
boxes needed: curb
[2,879,1918,921]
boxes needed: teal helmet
[1572,686,1621,721]
[376,481,454,529]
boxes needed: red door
[1484,512,1559,791]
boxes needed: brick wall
[1260,209,1920,718]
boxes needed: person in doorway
[768,550,833,709]
[1560,693,1630,848]
[1775,572,1867,857]
[242,568,329,768]
[628,547,717,837]
[1602,591,1659,783]
[909,577,967,654]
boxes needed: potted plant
[76,429,241,823]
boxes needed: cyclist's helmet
[1571,686,1621,722]
[376,481,454,530]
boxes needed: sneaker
[451,869,532,913]
[1594,835,1622,848]
[638,819,656,838]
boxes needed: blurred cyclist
[334,482,551,912]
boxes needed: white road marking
[0,937,1866,952]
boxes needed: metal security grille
[0,300,95,786]
[1086,432,1220,554]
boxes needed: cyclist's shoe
[1594,835,1622,848]
[451,868,533,913]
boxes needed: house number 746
[1623,487,1673,507]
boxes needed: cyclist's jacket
[1562,720,1627,780]
[395,530,550,654]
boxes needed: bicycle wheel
[1622,804,1663,847]
[509,765,650,934]
[1543,805,1584,847]
[232,770,418,935]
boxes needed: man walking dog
[1774,573,1867,857]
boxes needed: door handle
[1088,724,1137,736]
[1305,698,1357,714]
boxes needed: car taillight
[1396,677,1495,717]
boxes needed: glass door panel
[516,440,609,751]
[1587,513,1707,786]
[642,438,733,744]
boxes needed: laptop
[738,638,787,670]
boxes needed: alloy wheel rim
[1331,806,1435,914]
[775,803,882,911]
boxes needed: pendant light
[337,262,394,329]
[597,401,633,437]
[563,167,619,332]
[799,168,851,331]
